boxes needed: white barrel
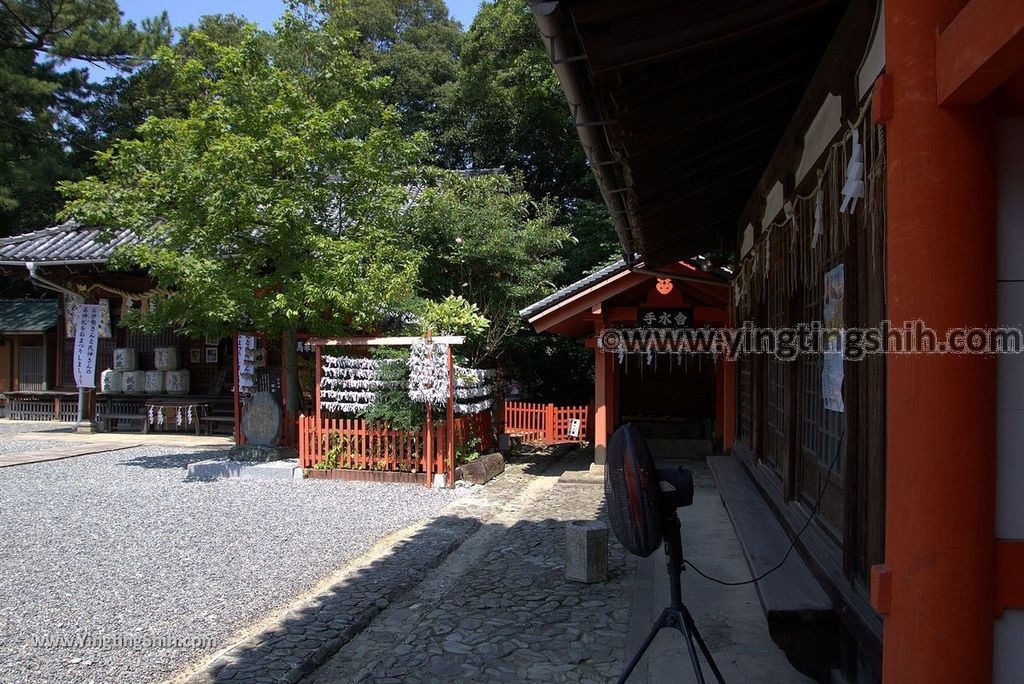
[100,369,122,394]
[112,348,138,371]
[122,370,145,394]
[144,370,165,394]
[153,347,179,371]
[165,369,190,395]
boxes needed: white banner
[73,304,102,388]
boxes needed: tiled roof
[0,221,138,265]
[0,299,59,332]
[519,259,630,319]
[520,257,733,320]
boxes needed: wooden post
[446,345,455,487]
[232,332,242,445]
[545,403,556,444]
[314,344,322,425]
[882,1,997,680]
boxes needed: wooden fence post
[545,403,556,444]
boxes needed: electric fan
[605,423,726,684]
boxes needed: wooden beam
[936,0,1024,105]
[309,335,465,347]
[579,0,842,76]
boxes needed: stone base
[74,421,99,434]
[588,463,606,477]
[188,458,301,480]
[455,452,505,485]
[228,444,297,462]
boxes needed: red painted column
[594,346,608,464]
[883,1,996,680]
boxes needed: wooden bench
[200,415,235,436]
[100,412,148,433]
[708,455,838,680]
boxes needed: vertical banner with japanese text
[73,304,101,388]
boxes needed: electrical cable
[682,422,846,587]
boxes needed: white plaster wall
[795,93,842,185]
[995,117,1024,684]
[996,611,1024,684]
[857,0,885,97]
[761,181,785,227]
[740,224,754,258]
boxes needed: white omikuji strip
[320,390,378,403]
[454,399,492,414]
[320,367,379,379]
[319,378,404,390]
[320,401,374,414]
[322,356,385,369]
[453,385,492,400]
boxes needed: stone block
[565,520,608,583]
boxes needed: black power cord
[682,424,845,587]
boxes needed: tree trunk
[282,327,301,446]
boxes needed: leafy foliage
[359,348,424,430]
[419,294,488,337]
[0,0,170,233]
[407,168,568,364]
[59,19,423,341]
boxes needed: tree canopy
[59,17,423,341]
[0,0,170,234]
[8,0,622,399]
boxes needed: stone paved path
[176,446,633,684]
[305,449,634,683]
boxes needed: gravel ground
[0,444,465,684]
[0,421,84,455]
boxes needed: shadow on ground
[187,447,633,684]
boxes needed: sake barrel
[99,369,122,394]
[165,369,190,395]
[112,348,138,371]
[122,370,145,394]
[144,370,165,394]
[153,347,179,371]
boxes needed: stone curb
[183,515,481,684]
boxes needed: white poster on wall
[73,304,102,388]
[822,264,845,412]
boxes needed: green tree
[0,0,170,233]
[408,169,568,364]
[59,17,424,426]
[68,14,264,176]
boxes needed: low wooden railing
[503,401,590,445]
[298,411,496,485]
[298,416,426,472]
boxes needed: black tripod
[617,513,726,684]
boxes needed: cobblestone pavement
[304,450,634,684]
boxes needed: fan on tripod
[605,423,726,684]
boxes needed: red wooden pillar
[881,1,997,680]
[593,347,609,464]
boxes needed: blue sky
[118,0,484,33]
[86,0,483,79]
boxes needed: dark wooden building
[533,0,1024,681]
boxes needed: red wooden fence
[298,411,496,485]
[503,401,590,445]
